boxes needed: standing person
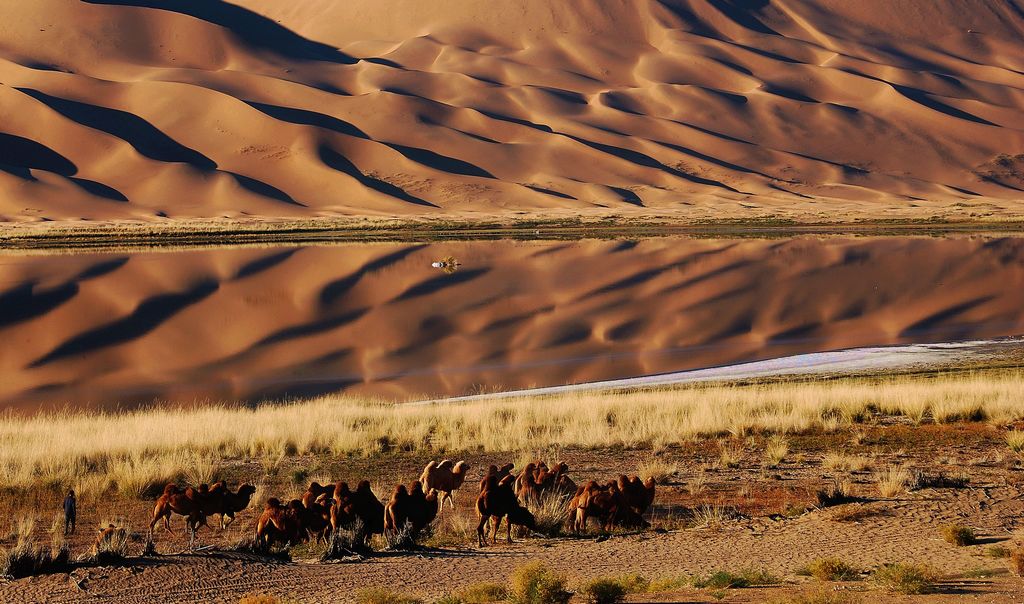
[63,490,76,535]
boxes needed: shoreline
[3,215,1024,251]
[423,337,1024,404]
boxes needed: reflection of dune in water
[2,236,1024,411]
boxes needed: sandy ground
[2,423,1024,603]
[0,1,1022,225]
[3,236,1024,410]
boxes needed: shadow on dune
[18,88,216,169]
[30,280,220,367]
[0,132,77,176]
[229,172,305,206]
[0,132,129,201]
[81,0,355,64]
[246,101,371,139]
[18,90,312,205]
[317,144,439,208]
[249,101,495,181]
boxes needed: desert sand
[3,235,1024,410]
[0,1,1023,228]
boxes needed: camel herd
[147,459,656,551]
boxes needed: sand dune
[0,0,1022,225]
[2,235,1024,410]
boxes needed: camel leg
[476,514,489,547]
[491,516,501,545]
[506,516,513,544]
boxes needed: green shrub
[869,563,937,594]
[614,574,650,593]
[692,569,776,589]
[771,591,862,604]
[578,579,627,604]
[986,545,1011,558]
[355,588,423,604]
[941,524,975,546]
[508,562,573,604]
[439,582,508,604]
[802,558,859,581]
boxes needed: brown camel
[476,474,536,547]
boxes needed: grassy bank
[3,215,1024,251]
[1,371,1022,500]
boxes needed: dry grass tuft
[637,458,676,484]
[718,441,743,468]
[763,436,789,467]
[822,453,872,472]
[874,465,915,498]
[1006,430,1024,453]
[691,505,734,528]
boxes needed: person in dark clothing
[63,490,76,535]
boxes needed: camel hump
[437,459,454,470]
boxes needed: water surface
[2,235,1023,411]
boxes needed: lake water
[2,235,1023,411]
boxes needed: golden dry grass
[0,372,1022,498]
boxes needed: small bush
[693,569,776,589]
[816,479,857,508]
[1010,549,1024,576]
[290,469,309,485]
[443,582,508,604]
[578,578,627,604]
[638,458,676,484]
[239,595,289,604]
[802,558,858,581]
[321,520,366,561]
[529,491,570,537]
[986,545,1011,558]
[869,562,937,594]
[914,471,969,489]
[614,574,650,593]
[941,524,975,546]
[355,588,423,604]
[827,503,877,523]
[508,561,573,604]
[771,591,862,604]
